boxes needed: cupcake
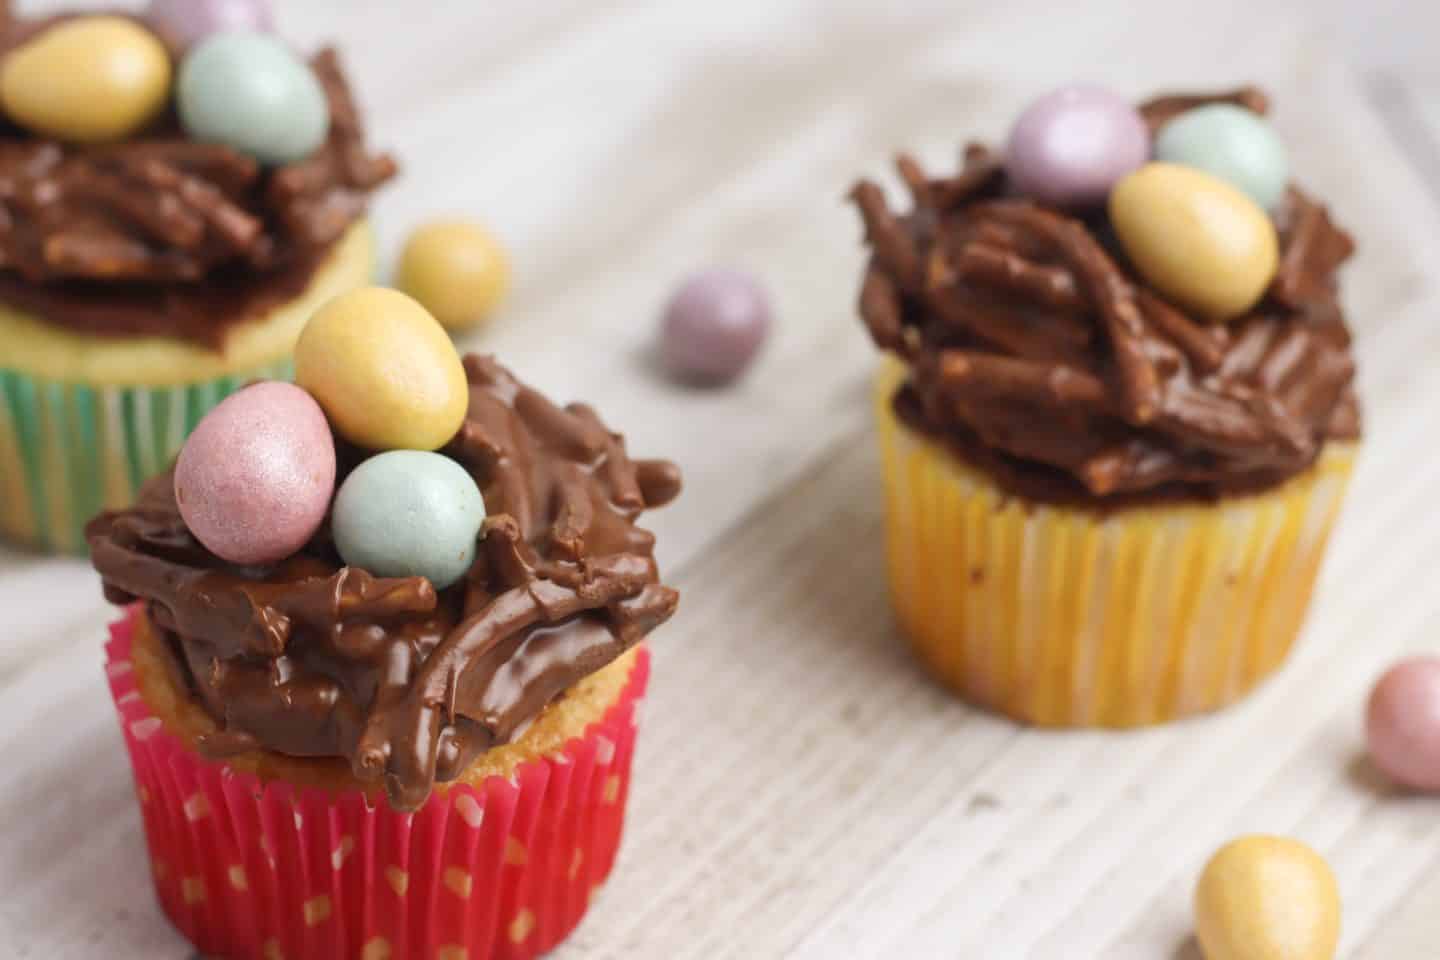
[0,6,393,552]
[851,85,1358,727]
[89,287,682,959]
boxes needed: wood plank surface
[3,1,1440,957]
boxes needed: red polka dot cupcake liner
[104,608,647,960]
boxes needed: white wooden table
[4,1,1440,956]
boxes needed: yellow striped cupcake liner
[0,359,293,554]
[875,364,1356,728]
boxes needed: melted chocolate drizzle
[89,356,682,811]
[852,87,1359,503]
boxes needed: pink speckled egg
[174,381,335,565]
[1366,657,1440,791]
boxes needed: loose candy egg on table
[660,268,771,385]
[147,0,274,49]
[0,16,171,143]
[332,450,486,590]
[295,286,469,452]
[1004,85,1149,207]
[174,381,335,566]
[1365,657,1440,791]
[397,220,511,331]
[1109,163,1278,322]
[177,30,328,165]
[1194,835,1340,960]
[1155,103,1289,211]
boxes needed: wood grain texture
[3,0,1440,957]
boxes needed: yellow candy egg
[397,220,511,331]
[295,287,469,452]
[1109,162,1278,322]
[1194,835,1340,960]
[0,16,171,143]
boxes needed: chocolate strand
[1270,188,1355,308]
[952,240,1085,314]
[634,459,683,507]
[858,262,905,352]
[66,171,205,249]
[851,179,923,289]
[930,144,1005,210]
[937,350,1109,412]
[895,152,931,208]
[1136,289,1226,374]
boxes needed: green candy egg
[332,450,486,590]
[1154,104,1288,210]
[177,30,328,165]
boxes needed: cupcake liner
[105,609,647,960]
[875,365,1356,727]
[0,358,292,553]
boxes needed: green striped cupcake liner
[0,358,294,554]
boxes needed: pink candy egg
[1366,657,1440,791]
[174,381,335,565]
[1006,85,1149,207]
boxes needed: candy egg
[173,381,335,566]
[332,450,485,589]
[1155,104,1289,211]
[1195,835,1340,960]
[0,16,171,143]
[295,286,469,452]
[177,31,328,165]
[1110,163,1278,321]
[1005,85,1149,207]
[397,220,511,331]
[147,0,274,49]
[661,268,771,385]
[1366,657,1440,791]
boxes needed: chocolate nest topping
[88,356,683,811]
[0,12,395,347]
[852,86,1359,504]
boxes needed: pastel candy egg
[1155,104,1289,211]
[173,381,335,566]
[397,220,511,331]
[295,286,469,452]
[661,268,771,385]
[0,16,172,143]
[1366,657,1440,791]
[1194,835,1340,960]
[1110,163,1279,321]
[1005,85,1149,207]
[147,0,274,49]
[177,31,328,165]
[332,450,485,589]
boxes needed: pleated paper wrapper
[875,364,1355,728]
[104,609,647,960]
[0,359,292,553]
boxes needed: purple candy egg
[1005,85,1149,207]
[174,381,335,566]
[147,0,274,48]
[1366,657,1440,791]
[661,268,771,385]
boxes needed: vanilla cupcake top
[852,86,1358,503]
[89,290,682,811]
[0,4,394,346]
